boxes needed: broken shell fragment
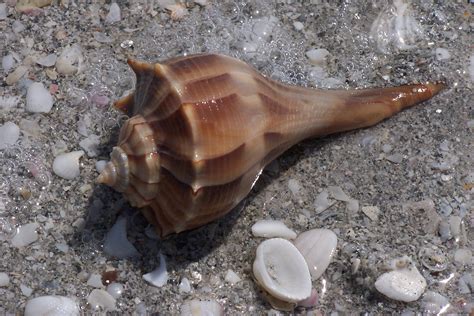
[251,219,297,239]
[52,150,84,180]
[293,228,337,280]
[180,299,223,316]
[253,238,311,303]
[375,256,427,302]
[24,296,80,316]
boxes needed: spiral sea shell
[97,53,443,237]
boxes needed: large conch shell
[97,53,443,237]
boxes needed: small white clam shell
[253,238,311,303]
[375,256,427,302]
[143,253,168,287]
[251,219,297,239]
[24,296,80,316]
[180,299,223,316]
[293,228,337,280]
[52,150,84,180]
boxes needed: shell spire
[97,53,445,238]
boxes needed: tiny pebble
[361,206,380,221]
[288,179,301,196]
[386,153,403,164]
[435,48,450,60]
[306,48,330,65]
[106,282,124,299]
[0,272,10,287]
[2,54,14,73]
[454,248,472,265]
[224,269,241,284]
[293,21,304,31]
[179,277,191,293]
[11,223,39,248]
[20,284,33,297]
[36,54,57,67]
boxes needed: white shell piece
[26,82,53,113]
[178,277,191,293]
[55,44,83,75]
[251,220,297,239]
[11,223,39,248]
[253,238,311,303]
[224,269,241,284]
[293,229,338,280]
[52,150,84,180]
[103,216,139,259]
[24,296,80,316]
[143,253,168,287]
[375,256,427,302]
[87,289,116,311]
[180,299,223,316]
[106,283,124,299]
[0,121,20,149]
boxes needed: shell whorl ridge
[97,53,444,237]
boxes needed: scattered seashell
[458,273,473,294]
[79,134,101,157]
[19,119,41,137]
[293,228,338,280]
[0,272,10,287]
[313,190,333,213]
[327,186,351,202]
[386,153,403,163]
[2,54,14,73]
[180,299,223,316]
[20,284,33,296]
[252,16,278,40]
[97,53,444,237]
[0,3,7,19]
[24,296,79,316]
[11,223,39,248]
[361,205,380,221]
[375,256,427,302]
[55,44,83,75]
[52,150,84,180]
[0,122,20,150]
[370,0,424,53]
[306,48,330,65]
[36,53,57,67]
[105,2,121,23]
[143,253,168,287]
[6,65,28,85]
[178,277,191,293]
[106,282,124,299]
[166,4,188,20]
[418,246,448,272]
[288,179,301,196]
[103,216,139,259]
[435,48,450,61]
[454,248,472,266]
[346,199,359,212]
[26,82,54,113]
[87,289,116,311]
[253,238,312,303]
[421,291,451,315]
[251,220,297,240]
[293,21,304,31]
[224,269,241,284]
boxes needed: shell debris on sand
[253,238,312,303]
[180,299,223,316]
[52,150,84,180]
[24,296,80,316]
[374,256,427,302]
[251,219,297,239]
